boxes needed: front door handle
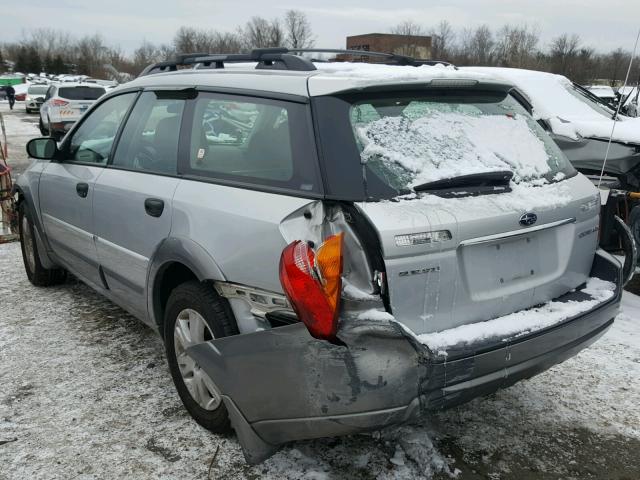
[144,198,165,217]
[76,182,89,198]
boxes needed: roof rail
[138,48,316,77]
[138,47,453,77]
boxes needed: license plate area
[460,233,543,301]
[492,236,538,284]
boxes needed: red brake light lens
[279,233,344,341]
[51,99,69,107]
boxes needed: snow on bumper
[185,250,622,463]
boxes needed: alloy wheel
[173,308,221,410]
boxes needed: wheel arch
[147,237,227,337]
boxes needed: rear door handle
[144,198,165,217]
[76,182,89,198]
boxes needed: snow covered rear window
[59,86,105,100]
[348,91,575,194]
[27,85,48,95]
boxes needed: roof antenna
[598,28,640,189]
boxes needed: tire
[164,281,239,433]
[39,118,48,136]
[18,202,66,287]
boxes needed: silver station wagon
[15,48,635,463]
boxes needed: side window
[111,91,185,175]
[185,93,319,193]
[67,93,136,165]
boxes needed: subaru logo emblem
[519,212,537,227]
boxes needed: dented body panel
[188,250,622,463]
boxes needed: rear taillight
[51,99,69,107]
[279,233,344,341]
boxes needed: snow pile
[358,308,395,321]
[415,277,616,353]
[382,427,460,478]
[356,111,552,187]
[465,67,640,144]
[315,61,461,81]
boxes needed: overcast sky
[3,0,640,54]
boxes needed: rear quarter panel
[171,179,314,293]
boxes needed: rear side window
[59,86,105,100]
[184,93,320,194]
[111,91,185,175]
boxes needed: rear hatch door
[356,174,600,334]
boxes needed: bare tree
[243,17,285,49]
[494,24,540,68]
[75,34,108,76]
[284,10,315,49]
[390,20,425,37]
[430,20,455,60]
[549,33,581,75]
[133,41,161,70]
[389,21,427,57]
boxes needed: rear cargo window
[313,90,576,201]
[59,86,105,100]
[27,85,48,95]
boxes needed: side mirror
[26,137,57,160]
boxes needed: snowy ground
[0,102,41,176]
[1,241,639,479]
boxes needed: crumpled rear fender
[186,319,425,463]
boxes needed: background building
[346,33,432,60]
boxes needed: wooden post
[0,111,18,242]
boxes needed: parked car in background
[464,67,640,190]
[39,83,106,140]
[13,83,29,102]
[25,84,49,113]
[15,49,632,464]
[586,85,616,105]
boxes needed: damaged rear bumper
[186,250,623,463]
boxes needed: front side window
[67,92,136,165]
[185,93,320,193]
[111,91,185,175]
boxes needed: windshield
[564,83,616,118]
[347,91,575,195]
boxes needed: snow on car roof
[466,67,640,145]
[307,62,500,96]
[56,82,106,88]
[125,61,503,98]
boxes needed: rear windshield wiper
[413,170,514,197]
